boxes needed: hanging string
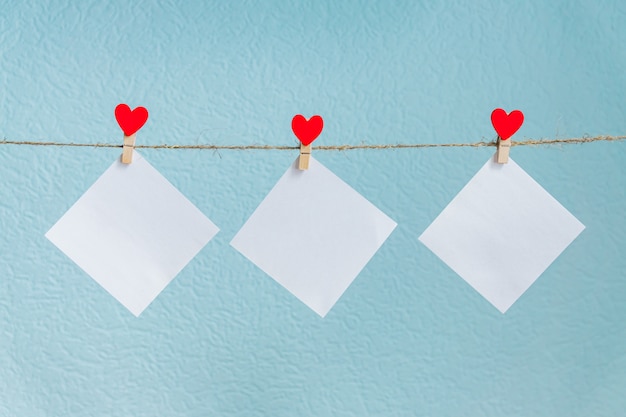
[0,135,624,150]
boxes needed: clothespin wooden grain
[496,137,511,164]
[121,134,136,164]
[490,108,524,165]
[114,103,149,165]
[298,144,312,170]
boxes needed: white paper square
[231,157,397,317]
[419,155,585,313]
[46,151,219,316]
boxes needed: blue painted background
[1,1,625,416]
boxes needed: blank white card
[46,151,219,316]
[419,156,584,313]
[231,157,397,317]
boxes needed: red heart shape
[291,114,323,146]
[491,108,524,140]
[115,104,149,136]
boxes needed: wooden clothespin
[496,136,511,164]
[299,143,312,170]
[114,103,149,164]
[122,134,136,164]
[291,114,324,171]
[490,108,524,164]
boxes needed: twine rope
[0,135,624,151]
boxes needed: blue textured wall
[1,1,625,416]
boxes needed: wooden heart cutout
[291,115,323,146]
[491,108,524,140]
[115,104,149,136]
